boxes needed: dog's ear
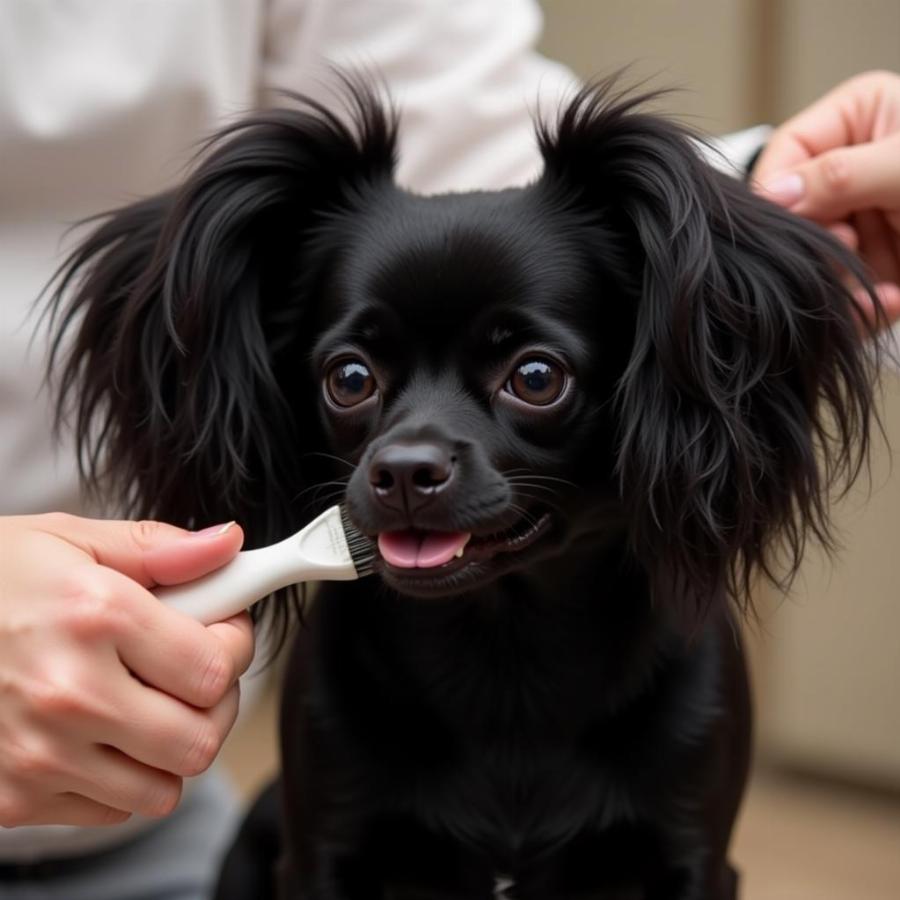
[538,83,883,626]
[47,85,396,551]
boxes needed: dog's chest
[378,601,656,854]
[315,583,702,857]
[422,720,624,858]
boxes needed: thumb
[854,282,900,333]
[757,136,900,222]
[53,515,244,588]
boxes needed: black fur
[46,80,882,899]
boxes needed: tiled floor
[221,678,900,899]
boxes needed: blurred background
[222,3,900,898]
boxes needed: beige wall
[539,0,900,131]
[538,0,900,785]
[539,0,758,133]
[772,0,900,122]
[757,371,900,785]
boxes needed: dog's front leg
[383,881,499,900]
[278,838,499,900]
[502,828,740,900]
[650,859,738,900]
[277,846,378,900]
[702,862,739,900]
[633,854,738,900]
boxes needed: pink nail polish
[191,521,236,537]
[761,172,805,206]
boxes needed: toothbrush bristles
[339,504,377,578]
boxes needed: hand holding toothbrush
[0,513,253,827]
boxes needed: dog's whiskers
[504,470,578,490]
[510,490,566,517]
[507,480,561,496]
[505,501,540,531]
[292,477,351,508]
[300,450,357,471]
[503,471,572,518]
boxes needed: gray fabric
[0,771,240,900]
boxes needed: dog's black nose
[368,443,454,513]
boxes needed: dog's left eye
[326,359,377,407]
[505,358,566,406]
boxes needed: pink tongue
[378,530,471,569]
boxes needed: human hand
[0,513,253,827]
[753,70,900,328]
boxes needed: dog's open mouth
[378,529,473,569]
[375,510,554,593]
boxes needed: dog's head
[48,80,881,631]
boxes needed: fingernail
[760,172,805,206]
[190,521,236,537]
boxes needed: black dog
[48,80,882,899]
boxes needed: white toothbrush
[155,505,376,624]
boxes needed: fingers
[1,628,243,826]
[753,91,854,183]
[875,283,900,324]
[142,522,245,587]
[0,515,254,827]
[3,793,131,828]
[59,564,253,708]
[6,682,240,824]
[58,745,184,819]
[43,514,253,705]
[855,210,900,286]
[854,282,900,331]
[48,514,244,588]
[762,136,900,224]
[93,682,242,778]
[751,73,900,337]
[206,612,256,683]
[753,70,898,183]
[1,736,180,823]
[828,222,858,250]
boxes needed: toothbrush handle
[156,543,296,624]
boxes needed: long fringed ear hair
[45,82,398,641]
[538,82,884,627]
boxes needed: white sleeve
[700,125,772,178]
[261,0,579,194]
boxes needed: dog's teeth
[453,534,471,560]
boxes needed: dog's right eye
[325,359,377,408]
[505,358,567,406]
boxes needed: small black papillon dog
[48,80,882,899]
